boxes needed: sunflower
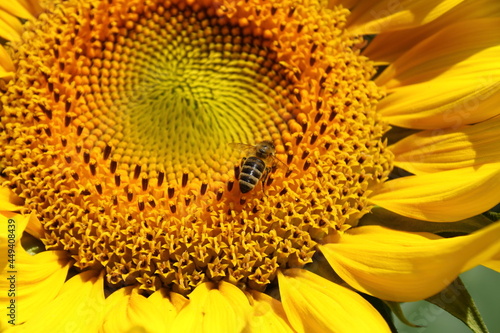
[1,0,499,332]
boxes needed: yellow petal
[0,248,73,327]
[377,17,500,90]
[347,0,465,35]
[369,163,500,222]
[0,2,33,20]
[218,281,253,324]
[171,282,251,333]
[278,269,390,333]
[364,0,500,63]
[0,10,23,42]
[320,223,500,302]
[15,272,105,331]
[378,79,499,130]
[0,45,14,80]
[5,270,106,332]
[23,212,45,240]
[483,261,500,272]
[376,18,500,129]
[0,187,24,212]
[246,290,294,333]
[325,0,360,10]
[0,66,13,81]
[390,116,500,174]
[100,287,186,333]
[0,0,42,19]
[482,251,500,272]
[150,288,188,314]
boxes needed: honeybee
[229,140,287,194]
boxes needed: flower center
[82,4,293,183]
[0,0,393,295]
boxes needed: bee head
[256,140,275,158]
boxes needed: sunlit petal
[0,45,14,80]
[390,116,500,174]
[278,269,390,333]
[100,287,186,333]
[4,270,103,332]
[171,282,251,333]
[0,246,70,326]
[482,251,500,272]
[364,0,500,63]
[376,18,500,129]
[246,290,294,333]
[320,223,500,302]
[218,281,253,325]
[0,188,24,212]
[0,10,23,42]
[0,0,42,19]
[483,261,500,273]
[347,0,465,35]
[370,163,500,222]
[0,2,34,20]
[23,212,45,240]
[325,0,360,11]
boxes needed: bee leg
[261,167,271,198]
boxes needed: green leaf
[385,126,419,146]
[483,210,500,222]
[359,207,494,236]
[426,277,489,333]
[384,301,422,328]
[20,231,46,255]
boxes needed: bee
[229,140,287,194]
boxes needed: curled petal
[369,163,500,222]
[364,0,500,63]
[278,269,390,333]
[320,223,500,302]
[376,18,500,129]
[23,213,45,240]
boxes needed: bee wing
[228,143,256,153]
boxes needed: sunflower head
[1,0,392,295]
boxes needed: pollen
[0,0,393,295]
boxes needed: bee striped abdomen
[239,156,266,193]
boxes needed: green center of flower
[71,1,294,184]
[0,0,393,295]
